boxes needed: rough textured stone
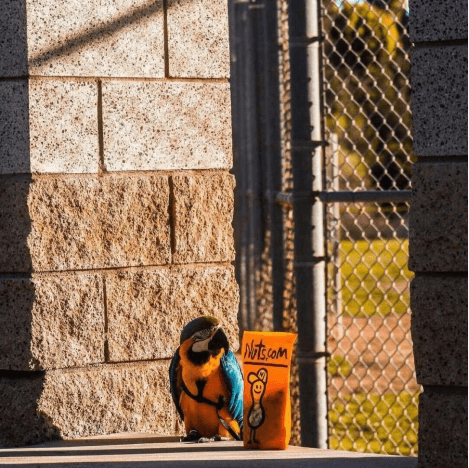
[28,177,101,272]
[26,0,165,78]
[0,372,60,447]
[37,362,178,440]
[1,80,98,175]
[409,0,468,42]
[167,0,229,78]
[0,279,34,369]
[26,175,170,272]
[0,275,104,371]
[29,80,98,173]
[0,176,32,272]
[409,162,467,272]
[412,45,468,157]
[96,175,170,269]
[418,387,468,468]
[106,265,240,361]
[172,173,235,264]
[411,275,467,387]
[0,362,177,447]
[102,81,232,171]
[0,81,30,174]
[0,1,28,76]
[1,175,170,274]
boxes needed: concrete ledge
[0,433,418,467]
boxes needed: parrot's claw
[199,435,231,444]
[197,437,214,443]
[197,435,230,443]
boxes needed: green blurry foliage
[330,392,419,455]
[323,0,413,191]
[328,354,353,377]
[340,238,413,316]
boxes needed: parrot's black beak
[208,328,229,355]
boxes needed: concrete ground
[0,433,418,468]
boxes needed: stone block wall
[0,0,238,447]
[408,1,468,467]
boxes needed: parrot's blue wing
[220,350,244,430]
[169,348,184,421]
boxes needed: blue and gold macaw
[169,316,243,442]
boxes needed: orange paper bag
[242,331,297,450]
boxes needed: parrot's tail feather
[217,413,241,441]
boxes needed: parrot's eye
[192,326,219,342]
[192,330,211,342]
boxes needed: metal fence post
[255,0,284,332]
[230,0,263,332]
[287,0,328,448]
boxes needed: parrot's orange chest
[179,370,228,437]
[178,345,232,438]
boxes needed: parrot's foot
[180,430,202,442]
[197,434,231,443]
[181,431,231,443]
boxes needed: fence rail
[276,190,411,205]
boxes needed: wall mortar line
[40,358,173,376]
[0,76,29,81]
[422,385,468,395]
[0,261,235,279]
[416,155,468,163]
[413,271,468,278]
[97,80,106,174]
[103,276,110,363]
[412,38,468,47]
[168,176,177,259]
[0,168,232,181]
[163,0,170,78]
[24,75,229,83]
[22,168,232,180]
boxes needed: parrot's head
[179,316,229,365]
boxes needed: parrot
[169,315,243,443]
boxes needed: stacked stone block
[0,0,238,446]
[409,1,468,466]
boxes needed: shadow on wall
[0,1,28,75]
[0,126,57,444]
[0,371,60,447]
[0,0,169,73]
[0,0,30,172]
[0,2,52,447]
[0,194,62,446]
[27,0,165,71]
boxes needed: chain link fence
[323,0,413,193]
[230,0,419,456]
[322,0,419,456]
[325,201,419,455]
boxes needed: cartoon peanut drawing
[247,368,268,444]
